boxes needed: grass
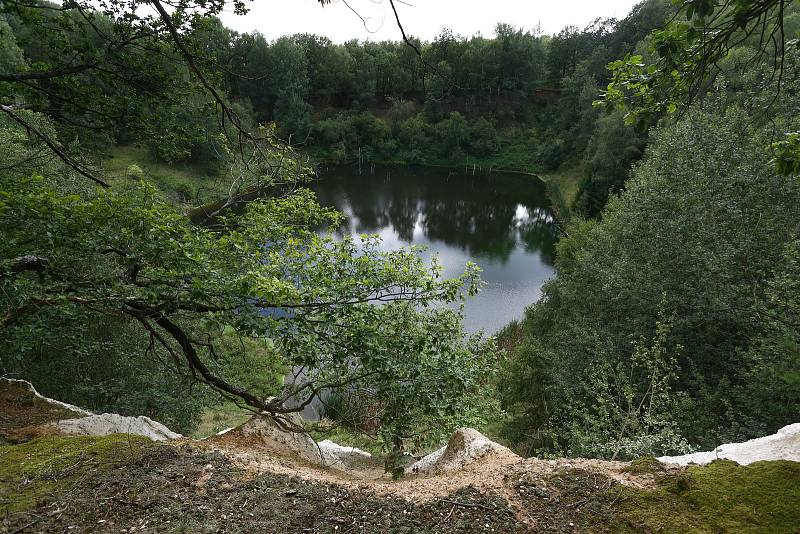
[539,165,583,217]
[190,402,253,439]
[422,144,541,175]
[375,140,543,176]
[0,435,152,514]
[99,145,222,204]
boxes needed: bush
[468,117,500,156]
[500,107,800,455]
[126,164,144,180]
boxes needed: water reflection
[312,165,558,333]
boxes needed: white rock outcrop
[317,439,373,469]
[410,428,519,474]
[238,416,372,470]
[1,378,182,441]
[240,415,326,464]
[2,378,92,417]
[658,423,800,466]
[55,413,182,442]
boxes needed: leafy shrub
[500,107,800,455]
[126,164,144,180]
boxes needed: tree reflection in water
[312,165,558,333]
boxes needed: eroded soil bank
[3,434,799,533]
[2,380,798,533]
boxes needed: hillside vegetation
[0,1,798,528]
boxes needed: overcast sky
[219,0,643,42]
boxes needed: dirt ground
[4,381,794,533]
[198,428,673,530]
[2,427,677,534]
[3,443,521,533]
[0,380,83,443]
[0,379,662,533]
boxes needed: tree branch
[0,105,110,187]
[0,63,99,82]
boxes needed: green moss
[623,456,667,475]
[596,460,800,533]
[0,434,153,514]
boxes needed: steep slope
[1,380,798,533]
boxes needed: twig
[440,499,507,514]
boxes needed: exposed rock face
[658,423,800,466]
[238,416,373,470]
[317,439,373,470]
[409,428,520,474]
[240,415,325,464]
[0,378,181,442]
[54,413,182,442]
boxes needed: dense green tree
[499,107,800,456]
[575,109,646,217]
[602,0,800,124]
[434,112,469,156]
[0,18,25,75]
[294,34,353,102]
[468,117,500,156]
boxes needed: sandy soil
[190,427,676,530]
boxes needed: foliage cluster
[499,102,800,457]
[0,0,678,217]
[498,0,800,457]
[0,102,494,454]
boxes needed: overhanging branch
[0,104,110,188]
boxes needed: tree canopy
[0,0,496,456]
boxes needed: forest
[1,0,799,473]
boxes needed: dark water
[312,165,558,334]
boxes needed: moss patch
[595,460,800,533]
[0,434,152,515]
[622,456,668,475]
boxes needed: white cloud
[220,0,643,42]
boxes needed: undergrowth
[100,145,221,204]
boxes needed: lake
[312,165,558,334]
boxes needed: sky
[219,0,643,43]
